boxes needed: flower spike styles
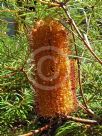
[29,18,78,117]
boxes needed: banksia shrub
[29,18,78,117]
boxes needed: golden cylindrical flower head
[29,18,78,117]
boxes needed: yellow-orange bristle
[29,18,78,117]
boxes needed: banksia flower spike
[29,18,78,117]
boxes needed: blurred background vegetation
[0,0,102,136]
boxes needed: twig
[38,0,102,65]
[65,116,98,125]
[21,69,35,88]
[60,19,79,39]
[79,103,95,117]
[70,25,86,106]
[69,28,88,111]
[19,124,50,136]
[61,5,102,65]
[70,25,95,116]
[0,72,18,79]
[4,66,22,71]
[19,115,98,136]
[38,0,60,7]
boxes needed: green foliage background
[0,0,102,136]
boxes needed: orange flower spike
[69,59,78,108]
[30,18,78,117]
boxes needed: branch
[19,124,50,136]
[19,115,98,136]
[0,66,23,79]
[79,103,95,117]
[0,72,18,79]
[70,25,86,106]
[38,0,60,7]
[61,5,102,65]
[65,116,98,125]
[70,25,95,116]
